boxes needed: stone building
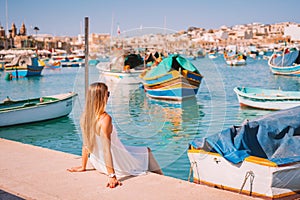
[284,24,300,42]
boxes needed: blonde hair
[81,82,109,152]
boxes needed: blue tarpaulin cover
[271,48,299,66]
[190,106,300,165]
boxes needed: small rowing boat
[233,86,300,110]
[0,92,77,127]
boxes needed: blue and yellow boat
[4,55,44,79]
[141,55,203,101]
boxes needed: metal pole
[6,0,8,36]
[84,17,89,98]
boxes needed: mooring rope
[239,170,255,196]
[188,161,200,183]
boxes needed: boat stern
[187,147,300,199]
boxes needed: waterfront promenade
[0,138,258,200]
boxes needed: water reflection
[271,75,300,91]
[236,107,273,123]
[146,97,203,134]
[0,116,81,155]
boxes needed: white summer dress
[89,123,149,178]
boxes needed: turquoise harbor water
[1,56,300,181]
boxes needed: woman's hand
[67,166,86,172]
[106,176,122,188]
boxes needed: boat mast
[164,16,166,35]
[110,12,114,54]
[281,48,285,67]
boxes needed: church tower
[11,23,17,37]
[19,22,26,36]
[0,25,5,37]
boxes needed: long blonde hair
[81,82,109,152]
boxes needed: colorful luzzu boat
[141,55,203,101]
[4,55,44,79]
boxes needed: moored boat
[224,45,246,66]
[188,106,300,199]
[0,92,77,127]
[99,52,145,85]
[141,54,203,101]
[4,55,44,79]
[268,47,300,76]
[234,86,300,110]
[224,53,246,66]
[207,51,217,59]
[44,58,62,70]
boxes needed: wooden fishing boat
[268,47,300,76]
[140,54,203,101]
[0,92,77,127]
[98,53,145,85]
[188,106,300,199]
[233,86,300,110]
[4,55,44,79]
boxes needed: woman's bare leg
[147,148,163,175]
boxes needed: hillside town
[0,21,300,57]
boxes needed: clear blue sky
[1,0,300,36]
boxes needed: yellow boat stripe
[188,148,277,167]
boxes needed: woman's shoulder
[99,112,112,126]
[98,113,113,136]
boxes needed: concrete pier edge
[0,138,258,200]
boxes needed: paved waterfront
[0,138,258,200]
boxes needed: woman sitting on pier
[68,82,163,188]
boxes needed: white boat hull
[233,87,300,110]
[100,70,143,85]
[226,59,246,66]
[188,150,300,199]
[236,94,300,110]
[0,93,77,127]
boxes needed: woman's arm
[100,114,122,188]
[67,146,89,172]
